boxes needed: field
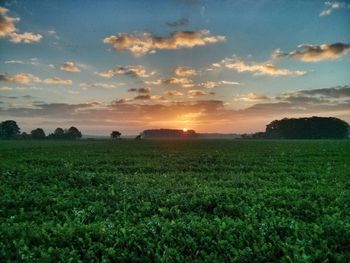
[0,139,349,262]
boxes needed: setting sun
[183,128,188,132]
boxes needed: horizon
[1,0,350,135]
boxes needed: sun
[183,128,188,132]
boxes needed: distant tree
[31,128,46,139]
[54,127,65,138]
[66,126,82,139]
[111,131,121,139]
[141,129,197,138]
[19,132,31,140]
[266,117,349,139]
[135,134,142,140]
[251,132,266,139]
[0,120,20,139]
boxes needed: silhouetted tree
[66,126,82,139]
[54,127,65,138]
[0,120,20,139]
[135,135,142,140]
[266,117,349,139]
[31,128,46,139]
[141,129,197,138]
[111,131,121,139]
[19,132,31,139]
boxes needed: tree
[19,132,31,140]
[54,127,65,138]
[0,120,20,139]
[266,117,349,139]
[111,131,121,139]
[31,128,46,139]
[66,126,82,139]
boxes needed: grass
[0,139,349,262]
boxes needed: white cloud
[60,61,81,73]
[216,57,306,77]
[0,7,42,43]
[103,30,226,56]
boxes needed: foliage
[266,117,349,139]
[142,129,197,138]
[48,127,82,140]
[66,127,82,139]
[111,131,121,139]
[0,120,20,139]
[30,128,46,139]
[0,140,349,262]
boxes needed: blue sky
[0,0,350,135]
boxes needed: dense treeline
[0,120,82,140]
[142,129,197,138]
[265,117,349,139]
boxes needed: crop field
[0,139,349,262]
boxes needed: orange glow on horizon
[183,128,188,132]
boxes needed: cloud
[166,17,189,27]
[0,7,42,43]
[80,82,122,89]
[103,30,226,56]
[0,7,17,37]
[1,87,349,134]
[0,86,41,91]
[43,77,72,85]
[47,30,59,39]
[144,79,162,85]
[8,32,42,43]
[320,1,349,16]
[234,93,271,102]
[4,58,43,67]
[296,85,350,98]
[278,86,350,103]
[0,73,41,84]
[165,90,184,97]
[0,73,73,86]
[4,60,24,64]
[188,90,207,97]
[162,77,192,85]
[133,94,151,100]
[199,80,241,89]
[217,58,306,76]
[128,87,151,93]
[60,61,81,72]
[174,66,197,76]
[273,43,350,62]
[97,65,155,78]
[0,86,13,90]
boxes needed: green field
[0,140,349,262]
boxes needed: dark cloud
[128,87,151,94]
[133,94,151,100]
[273,43,350,62]
[166,17,189,27]
[297,86,350,98]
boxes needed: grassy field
[0,139,349,262]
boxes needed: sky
[0,0,349,135]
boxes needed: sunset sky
[0,0,349,135]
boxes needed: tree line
[1,117,349,140]
[243,117,349,139]
[0,120,82,140]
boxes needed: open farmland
[0,139,349,262]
